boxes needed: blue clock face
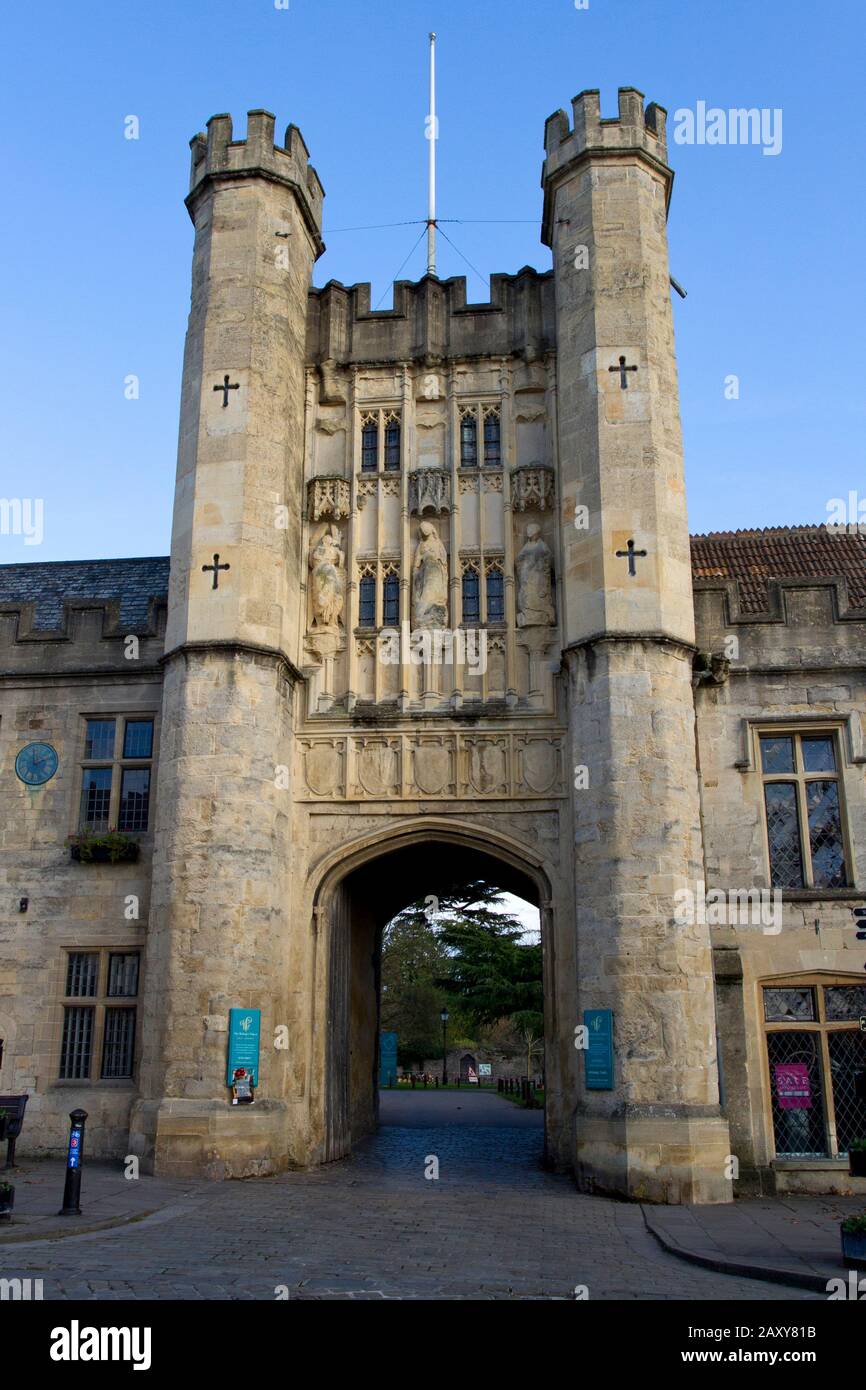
[15,742,59,786]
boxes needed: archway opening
[320,834,550,1164]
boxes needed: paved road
[379,1087,544,1127]
[1,1094,819,1299]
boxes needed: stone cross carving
[609,356,638,389]
[202,554,230,589]
[213,375,240,407]
[616,538,647,576]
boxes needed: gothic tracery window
[462,566,480,624]
[486,563,505,622]
[361,416,378,473]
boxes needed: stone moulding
[511,463,555,512]
[308,477,350,521]
[296,729,566,800]
[408,469,451,516]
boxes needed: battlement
[188,110,325,242]
[307,267,555,367]
[543,87,668,163]
[541,88,670,248]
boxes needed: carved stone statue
[516,523,555,627]
[309,523,345,631]
[412,521,448,628]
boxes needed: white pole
[427,31,437,276]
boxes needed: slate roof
[0,526,863,632]
[690,526,866,613]
[0,556,170,632]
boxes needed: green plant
[841,1213,866,1235]
[68,830,138,863]
[848,1138,866,1153]
[0,1182,13,1198]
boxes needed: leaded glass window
[483,410,501,466]
[763,979,866,1160]
[118,769,150,832]
[384,418,401,471]
[462,568,480,623]
[359,574,376,626]
[766,1030,827,1157]
[383,573,400,626]
[85,719,116,761]
[80,767,112,831]
[460,414,478,468]
[759,730,849,890]
[361,419,378,472]
[763,987,815,1023]
[764,783,804,888]
[824,985,866,1023]
[486,568,504,622]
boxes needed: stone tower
[542,89,731,1201]
[130,112,325,1176]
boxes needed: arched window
[483,410,501,466]
[384,418,401,471]
[486,567,504,622]
[361,419,378,472]
[383,572,400,625]
[359,574,376,626]
[462,567,480,624]
[460,413,478,468]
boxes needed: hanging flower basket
[68,832,139,864]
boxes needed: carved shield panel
[467,740,507,795]
[357,742,398,798]
[413,742,452,795]
[521,739,558,794]
[304,743,342,797]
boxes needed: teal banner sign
[227,1008,261,1086]
[379,1031,398,1087]
[584,1009,614,1090]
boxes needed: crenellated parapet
[188,109,325,254]
[541,87,670,246]
[307,266,554,367]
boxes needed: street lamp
[440,1007,449,1087]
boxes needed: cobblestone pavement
[2,1121,820,1300]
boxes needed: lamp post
[440,1007,449,1087]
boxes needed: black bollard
[59,1108,87,1216]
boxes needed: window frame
[760,972,866,1160]
[77,713,157,835]
[358,407,401,475]
[459,401,502,470]
[756,725,852,891]
[57,948,142,1084]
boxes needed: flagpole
[427,31,437,276]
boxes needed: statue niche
[412,520,448,629]
[516,523,555,627]
[309,523,346,632]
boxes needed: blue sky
[1,0,862,562]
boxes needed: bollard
[59,1108,87,1216]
